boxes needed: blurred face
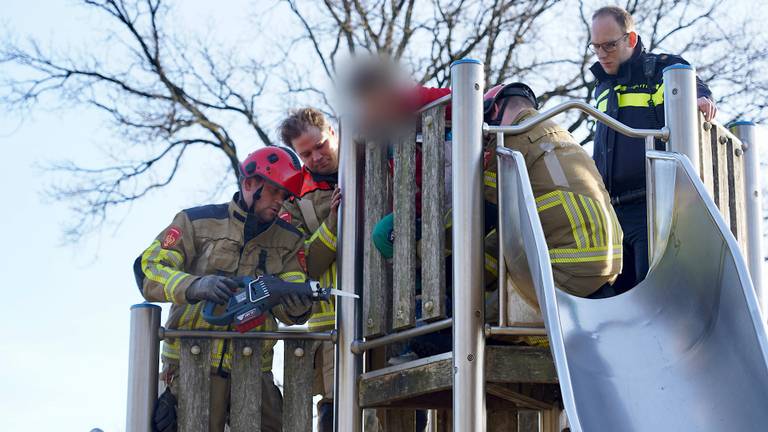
[241,177,289,222]
[291,126,339,175]
[591,15,637,75]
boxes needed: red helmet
[483,82,538,124]
[239,146,303,198]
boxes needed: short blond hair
[592,6,636,33]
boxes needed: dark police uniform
[591,37,712,292]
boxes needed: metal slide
[497,147,768,432]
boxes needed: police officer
[134,146,313,432]
[484,82,624,308]
[279,107,340,432]
[590,6,716,292]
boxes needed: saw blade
[328,288,359,299]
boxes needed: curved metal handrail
[484,100,669,141]
[417,93,452,113]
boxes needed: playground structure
[126,59,767,432]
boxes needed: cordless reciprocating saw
[202,274,357,332]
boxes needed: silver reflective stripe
[561,193,588,249]
[146,244,171,281]
[580,196,604,247]
[540,143,570,188]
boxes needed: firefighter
[278,107,340,432]
[590,6,716,292]
[485,82,624,313]
[133,146,313,432]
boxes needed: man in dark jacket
[590,5,716,292]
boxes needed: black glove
[281,293,314,318]
[185,275,239,304]
[153,387,177,432]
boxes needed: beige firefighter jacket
[134,194,309,372]
[485,108,623,307]
[281,168,338,331]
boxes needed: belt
[611,189,646,206]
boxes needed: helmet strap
[248,186,263,213]
[488,98,510,126]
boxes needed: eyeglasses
[589,33,629,54]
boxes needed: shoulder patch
[183,203,229,221]
[161,226,183,249]
[275,217,303,237]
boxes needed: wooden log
[517,410,540,432]
[364,141,391,338]
[393,125,417,330]
[229,339,262,432]
[282,340,321,432]
[385,409,417,432]
[178,339,211,432]
[698,115,715,196]
[358,347,557,408]
[714,127,732,227]
[436,409,452,432]
[420,106,447,321]
[726,134,748,253]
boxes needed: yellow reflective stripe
[484,253,498,277]
[279,271,306,283]
[162,270,180,302]
[595,87,610,102]
[165,271,189,302]
[484,170,497,189]
[597,99,607,112]
[579,195,600,248]
[616,83,664,108]
[310,222,337,252]
[592,198,608,247]
[561,192,588,249]
[162,341,180,359]
[549,245,622,263]
[141,242,172,283]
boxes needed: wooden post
[283,340,321,432]
[393,125,417,330]
[726,135,748,253]
[230,340,262,432]
[698,116,715,196]
[421,106,447,321]
[178,339,211,432]
[364,141,391,338]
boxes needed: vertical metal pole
[126,303,161,432]
[663,64,700,176]
[335,119,363,432]
[450,58,486,432]
[645,135,657,266]
[497,132,508,328]
[731,121,765,312]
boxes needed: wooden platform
[358,345,559,410]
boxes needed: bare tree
[283,0,768,143]
[2,0,766,239]
[0,0,279,240]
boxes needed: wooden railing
[173,336,322,432]
[697,114,748,253]
[362,103,450,340]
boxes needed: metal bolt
[367,318,374,328]
[719,136,728,145]
[191,345,201,355]
[474,83,480,90]
[396,309,403,318]
[425,115,434,127]
[672,88,678,95]
[242,346,253,357]
[424,301,434,312]
[735,148,743,157]
[467,354,475,362]
[294,347,305,358]
[475,310,481,318]
[703,122,712,131]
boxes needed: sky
[0,1,767,432]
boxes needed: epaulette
[183,203,229,221]
[275,217,304,237]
